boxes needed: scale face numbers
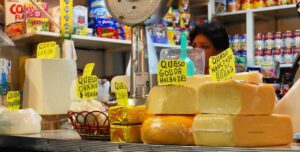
[105,0,162,25]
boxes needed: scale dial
[105,0,172,26]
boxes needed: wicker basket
[68,111,110,140]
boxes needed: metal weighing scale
[105,0,173,104]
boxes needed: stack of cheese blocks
[142,72,293,147]
[108,106,146,143]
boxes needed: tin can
[283,48,293,64]
[283,30,294,49]
[293,47,300,61]
[264,49,274,62]
[273,49,283,63]
[240,34,247,51]
[294,29,300,47]
[233,34,240,51]
[255,49,264,65]
[255,33,264,50]
[265,32,274,50]
[274,32,283,49]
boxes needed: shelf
[0,130,299,152]
[12,32,190,51]
[248,64,293,68]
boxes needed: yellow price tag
[209,48,236,81]
[157,60,187,86]
[7,91,21,110]
[76,75,98,99]
[37,41,57,59]
[115,81,128,106]
[60,0,73,39]
[83,63,95,76]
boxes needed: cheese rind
[108,106,146,125]
[147,86,198,114]
[275,79,300,133]
[198,80,275,115]
[141,116,194,145]
[110,125,142,143]
[193,114,293,147]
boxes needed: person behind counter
[189,21,229,74]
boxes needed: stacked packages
[108,106,146,143]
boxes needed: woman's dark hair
[190,21,229,52]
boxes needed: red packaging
[97,27,118,39]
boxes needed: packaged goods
[215,0,227,13]
[265,32,274,50]
[295,29,300,47]
[4,0,25,37]
[264,49,274,63]
[227,0,241,12]
[197,80,275,115]
[0,109,42,135]
[255,33,264,50]
[293,47,300,61]
[147,86,198,114]
[254,0,266,8]
[141,116,194,145]
[23,59,77,115]
[274,32,283,49]
[265,0,278,6]
[108,106,146,125]
[232,34,240,51]
[240,34,247,50]
[193,114,293,147]
[274,49,283,63]
[283,48,293,64]
[275,79,300,133]
[283,30,294,49]
[96,18,119,39]
[24,1,49,33]
[255,49,264,65]
[180,13,190,29]
[242,0,254,10]
[179,0,189,13]
[110,125,142,143]
[88,0,111,29]
[279,0,292,5]
[152,24,168,44]
[174,28,181,45]
[73,5,88,35]
[173,9,181,27]
[261,61,275,78]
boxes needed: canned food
[293,47,300,61]
[283,30,294,49]
[255,33,264,50]
[233,34,240,51]
[295,29,300,47]
[255,49,264,65]
[283,48,293,63]
[266,32,274,50]
[240,34,247,50]
[264,49,274,63]
[274,32,283,49]
[273,49,283,63]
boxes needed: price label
[158,60,187,86]
[115,81,128,106]
[7,91,21,110]
[83,63,95,76]
[37,41,57,59]
[60,0,73,39]
[76,75,98,99]
[209,48,236,81]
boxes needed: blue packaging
[88,0,111,29]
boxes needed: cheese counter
[0,130,299,152]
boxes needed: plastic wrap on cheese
[110,125,142,143]
[108,106,146,125]
[192,114,293,147]
[0,109,42,135]
[141,116,195,145]
[198,80,275,115]
[147,86,198,114]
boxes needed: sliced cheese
[110,124,142,143]
[198,80,275,115]
[141,116,194,145]
[193,114,293,147]
[186,72,263,89]
[23,59,77,115]
[108,106,146,125]
[147,86,198,114]
[275,79,300,133]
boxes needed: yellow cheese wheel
[198,80,275,115]
[193,114,293,147]
[141,115,195,145]
[108,106,146,125]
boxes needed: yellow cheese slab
[110,125,142,143]
[198,80,275,115]
[147,86,198,114]
[141,116,194,145]
[275,79,300,133]
[108,106,146,125]
[186,72,262,89]
[193,114,293,147]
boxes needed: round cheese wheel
[141,115,194,145]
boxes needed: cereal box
[24,1,49,33]
[4,0,25,37]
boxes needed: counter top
[0,130,300,152]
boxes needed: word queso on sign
[114,81,128,106]
[158,60,187,85]
[76,75,98,99]
[7,91,21,110]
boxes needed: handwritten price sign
[158,60,187,86]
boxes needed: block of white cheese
[198,80,275,115]
[275,79,300,133]
[186,72,263,89]
[193,114,293,147]
[23,59,77,115]
[147,86,198,114]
